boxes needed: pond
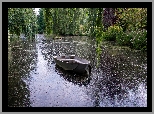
[8,34,147,107]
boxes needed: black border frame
[3,2,152,112]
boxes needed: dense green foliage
[8,8,147,51]
[43,8,81,36]
[8,8,37,41]
[100,8,147,50]
[42,8,104,37]
[37,8,45,34]
[87,8,98,37]
[102,25,123,41]
[115,8,147,32]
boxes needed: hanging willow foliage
[43,8,81,36]
[43,8,53,35]
[42,8,104,37]
[87,8,104,38]
[8,8,37,40]
[37,8,46,34]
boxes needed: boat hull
[53,55,90,74]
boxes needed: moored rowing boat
[53,55,91,74]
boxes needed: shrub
[116,32,133,47]
[116,29,147,50]
[130,29,147,50]
[102,25,123,41]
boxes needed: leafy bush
[116,32,133,46]
[102,25,123,41]
[115,8,147,32]
[116,29,147,50]
[130,29,147,50]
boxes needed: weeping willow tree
[42,8,104,37]
[87,8,97,37]
[42,8,52,35]
[37,8,46,34]
[43,8,82,36]
[88,8,104,67]
[8,8,37,41]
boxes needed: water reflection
[8,41,37,107]
[86,43,147,107]
[55,65,91,87]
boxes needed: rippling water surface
[8,34,147,107]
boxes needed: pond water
[8,34,147,107]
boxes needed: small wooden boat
[53,55,91,75]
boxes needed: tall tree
[87,8,104,37]
[37,8,45,34]
[43,8,81,36]
[8,8,37,40]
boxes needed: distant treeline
[8,8,147,50]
